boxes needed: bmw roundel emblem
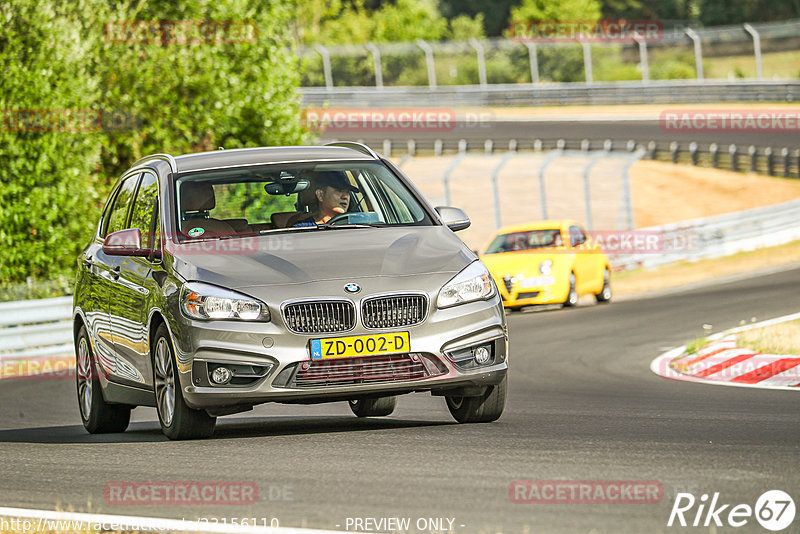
[344,283,361,294]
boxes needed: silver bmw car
[72,142,508,439]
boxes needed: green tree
[0,0,104,286]
[509,0,602,22]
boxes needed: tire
[562,272,578,307]
[349,396,397,417]
[595,268,612,303]
[445,377,507,423]
[75,326,131,434]
[152,324,216,440]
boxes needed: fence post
[407,139,416,157]
[434,139,443,156]
[729,144,739,172]
[524,43,539,83]
[581,139,590,152]
[582,149,609,230]
[765,147,774,176]
[743,24,763,80]
[782,147,790,177]
[670,141,679,163]
[469,38,487,87]
[364,42,383,88]
[581,42,593,84]
[689,142,698,165]
[710,143,719,168]
[441,152,466,206]
[749,145,757,173]
[383,139,392,157]
[491,151,516,229]
[648,140,657,159]
[537,149,562,219]
[685,28,704,81]
[416,39,437,89]
[635,36,650,82]
[314,44,333,89]
[620,149,646,230]
[484,139,494,154]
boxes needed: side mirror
[435,206,471,232]
[102,228,152,257]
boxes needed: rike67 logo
[668,490,795,531]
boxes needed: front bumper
[170,294,508,409]
[497,275,568,307]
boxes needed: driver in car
[290,171,360,227]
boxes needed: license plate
[310,332,410,360]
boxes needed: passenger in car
[289,171,360,227]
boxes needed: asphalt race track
[1,267,799,533]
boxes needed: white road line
[0,506,341,534]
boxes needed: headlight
[437,261,495,308]
[180,282,270,321]
[539,260,553,275]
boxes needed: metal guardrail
[0,297,73,360]
[300,80,800,108]
[608,199,800,271]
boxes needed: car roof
[172,146,377,173]
[492,220,579,235]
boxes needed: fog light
[474,345,491,365]
[211,366,233,385]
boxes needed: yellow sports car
[479,220,612,310]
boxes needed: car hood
[481,250,572,276]
[170,226,475,289]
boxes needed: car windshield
[484,228,564,254]
[174,161,431,239]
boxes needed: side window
[569,225,587,247]
[104,173,141,236]
[129,172,159,250]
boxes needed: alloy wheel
[154,337,175,427]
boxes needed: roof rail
[324,141,380,159]
[131,153,178,173]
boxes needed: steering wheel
[325,213,350,225]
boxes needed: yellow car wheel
[563,272,578,307]
[595,268,612,303]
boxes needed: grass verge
[736,319,800,355]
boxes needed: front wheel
[153,324,216,440]
[349,396,397,417]
[76,326,131,434]
[595,268,612,303]
[445,377,507,423]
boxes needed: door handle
[110,266,121,280]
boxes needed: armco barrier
[608,198,800,270]
[300,80,800,108]
[0,297,73,361]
